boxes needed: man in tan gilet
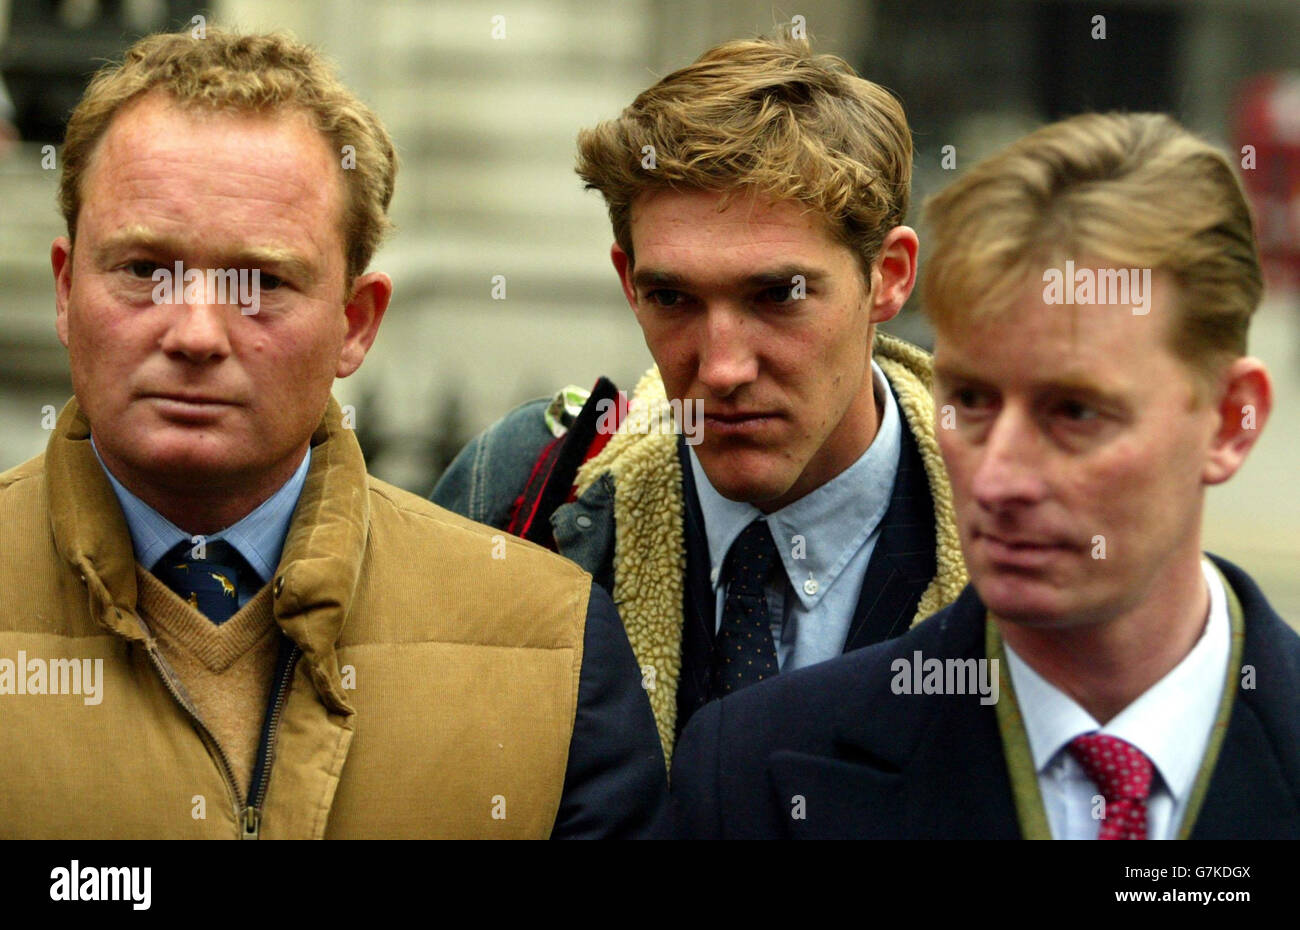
[0,28,665,839]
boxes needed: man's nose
[969,406,1049,511]
[159,291,233,363]
[696,305,758,397]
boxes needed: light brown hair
[59,28,397,283]
[922,112,1261,390]
[576,35,912,275]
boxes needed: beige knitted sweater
[135,567,280,799]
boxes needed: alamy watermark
[1042,260,1151,315]
[150,261,262,315]
[890,651,999,705]
[50,861,150,910]
[0,652,103,705]
[595,395,703,446]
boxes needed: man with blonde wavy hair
[0,27,666,839]
[435,34,967,761]
[671,112,1298,839]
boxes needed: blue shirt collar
[90,438,312,583]
[689,359,902,608]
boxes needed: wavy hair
[59,28,397,283]
[576,36,912,275]
[922,112,1261,391]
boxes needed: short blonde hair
[59,28,397,283]
[576,35,912,274]
[922,112,1261,386]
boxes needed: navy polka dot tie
[1068,733,1154,840]
[712,519,781,695]
[152,539,250,625]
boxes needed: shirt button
[274,576,285,598]
[575,514,593,530]
[709,568,719,585]
[803,578,819,597]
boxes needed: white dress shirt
[1003,558,1231,839]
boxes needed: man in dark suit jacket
[671,112,1299,839]
[433,35,968,761]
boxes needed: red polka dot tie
[712,519,781,695]
[1067,733,1154,840]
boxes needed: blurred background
[1,0,1297,620]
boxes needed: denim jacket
[433,396,619,594]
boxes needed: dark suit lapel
[843,413,938,652]
[675,436,719,738]
[766,750,909,838]
[1191,557,1300,838]
[899,682,1023,839]
[1189,706,1300,838]
[762,556,1300,840]
[771,592,1021,838]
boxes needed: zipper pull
[242,806,261,840]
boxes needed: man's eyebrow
[630,268,687,290]
[1032,374,1129,403]
[934,360,1125,399]
[629,265,829,291]
[743,266,829,288]
[932,359,986,385]
[91,227,316,283]
[91,226,177,263]
[226,247,317,285]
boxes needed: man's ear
[868,225,919,325]
[336,271,392,378]
[1203,356,1272,485]
[610,243,638,314]
[52,236,73,348]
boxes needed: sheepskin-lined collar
[575,331,967,759]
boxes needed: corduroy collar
[45,395,366,714]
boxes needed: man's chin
[695,448,795,505]
[104,435,258,489]
[972,569,1079,627]
[698,468,792,507]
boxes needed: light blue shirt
[689,360,902,671]
[91,438,312,608]
[1004,558,1231,839]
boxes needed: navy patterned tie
[712,519,781,695]
[152,539,250,624]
